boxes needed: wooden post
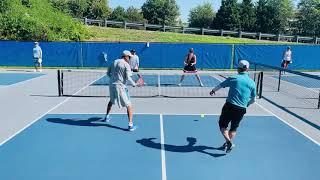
[220,29,224,36]
[144,22,147,30]
[123,21,127,29]
[163,25,166,32]
[84,18,88,25]
[295,35,299,43]
[238,30,242,38]
[277,34,281,42]
[314,37,318,44]
[182,27,185,34]
[104,19,108,27]
[258,32,262,40]
[201,28,205,35]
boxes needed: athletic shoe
[218,142,228,151]
[177,83,182,86]
[200,83,204,87]
[101,115,111,123]
[128,125,137,132]
[226,141,235,153]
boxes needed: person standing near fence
[33,42,43,72]
[178,48,204,87]
[210,60,256,153]
[102,50,137,132]
[281,46,292,69]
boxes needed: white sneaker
[101,115,111,122]
[177,83,181,86]
[128,125,137,132]
[200,83,204,87]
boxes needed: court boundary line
[0,75,104,146]
[160,114,167,180]
[256,102,320,146]
[46,112,272,116]
[0,73,46,89]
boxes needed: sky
[109,0,222,23]
[109,0,300,23]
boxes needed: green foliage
[141,0,180,25]
[109,6,126,21]
[84,0,111,19]
[50,0,111,19]
[239,0,255,31]
[296,0,320,36]
[125,6,145,23]
[269,0,294,33]
[188,2,215,28]
[212,0,240,30]
[0,0,89,41]
[256,0,277,33]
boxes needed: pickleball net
[57,69,263,98]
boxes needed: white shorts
[34,58,42,64]
[109,84,131,108]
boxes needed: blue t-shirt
[220,72,256,108]
[33,46,42,59]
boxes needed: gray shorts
[109,84,131,108]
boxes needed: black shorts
[132,69,139,72]
[183,65,197,72]
[281,60,290,67]
[219,102,246,131]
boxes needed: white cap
[122,50,132,57]
[238,60,250,69]
[35,41,39,44]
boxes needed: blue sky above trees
[109,0,300,23]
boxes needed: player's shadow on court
[46,117,128,131]
[136,137,226,158]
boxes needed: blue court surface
[93,75,221,87]
[0,114,319,180]
[0,73,44,85]
[277,75,320,88]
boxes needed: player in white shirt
[102,50,137,131]
[281,46,292,69]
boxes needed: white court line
[0,73,46,89]
[50,112,272,116]
[160,114,167,180]
[0,74,105,146]
[255,102,320,146]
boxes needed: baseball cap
[238,60,250,69]
[130,49,136,53]
[122,50,132,57]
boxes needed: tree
[126,6,145,22]
[68,0,87,18]
[212,0,240,30]
[255,0,277,33]
[84,0,111,19]
[296,0,320,36]
[269,0,294,33]
[188,2,215,28]
[239,0,256,31]
[109,6,126,21]
[141,0,180,25]
[51,0,70,14]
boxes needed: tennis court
[0,72,44,86]
[0,68,319,180]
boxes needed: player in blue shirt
[210,60,256,153]
[33,42,43,72]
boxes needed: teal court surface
[0,72,44,86]
[0,113,319,180]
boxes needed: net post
[259,71,263,99]
[61,70,64,96]
[158,72,161,97]
[277,70,282,92]
[57,70,62,96]
[318,90,320,109]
